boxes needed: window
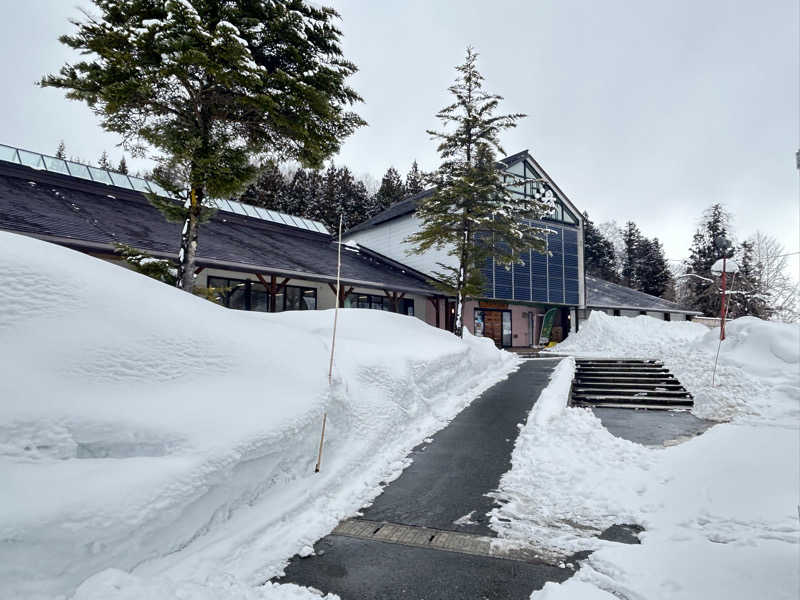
[207,277,314,313]
[207,276,269,312]
[398,298,415,316]
[350,294,414,315]
[501,159,579,226]
[664,312,671,321]
[275,285,317,311]
[613,309,621,316]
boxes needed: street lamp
[711,235,738,341]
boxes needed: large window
[502,159,578,225]
[349,293,414,316]
[276,286,317,311]
[207,277,316,312]
[208,276,269,312]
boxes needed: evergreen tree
[371,166,406,215]
[407,47,549,337]
[621,221,643,289]
[729,240,769,318]
[635,237,673,298]
[336,166,371,229]
[55,140,67,159]
[241,161,290,213]
[117,156,129,174]
[97,150,111,169]
[582,211,619,282]
[405,160,426,195]
[43,0,364,291]
[285,168,320,221]
[682,203,732,316]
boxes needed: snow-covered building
[584,276,701,321]
[0,143,699,345]
[345,150,587,346]
[0,143,444,318]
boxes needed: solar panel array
[0,143,329,235]
[480,221,581,306]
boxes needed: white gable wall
[345,213,457,278]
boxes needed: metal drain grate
[331,518,559,566]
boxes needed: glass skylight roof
[0,142,330,235]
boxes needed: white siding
[345,214,457,278]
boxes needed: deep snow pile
[491,311,799,599]
[0,231,518,600]
[553,311,799,422]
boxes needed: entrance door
[474,309,512,347]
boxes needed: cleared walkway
[275,359,569,599]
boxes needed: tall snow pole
[720,256,727,341]
[315,214,343,473]
[714,235,732,341]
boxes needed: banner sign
[538,308,559,345]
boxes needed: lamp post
[712,236,734,341]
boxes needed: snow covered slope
[0,231,518,599]
[495,311,799,600]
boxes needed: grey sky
[1,0,797,273]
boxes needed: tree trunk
[454,219,470,338]
[176,188,202,292]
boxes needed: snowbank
[0,231,518,599]
[551,310,800,422]
[497,311,800,599]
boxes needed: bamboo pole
[316,214,343,473]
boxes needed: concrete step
[574,401,691,411]
[577,366,669,372]
[574,380,684,389]
[575,371,674,378]
[576,360,663,367]
[574,387,691,397]
[571,394,694,407]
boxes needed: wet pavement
[279,535,570,600]
[275,359,569,599]
[360,358,561,536]
[275,361,716,599]
[592,407,715,446]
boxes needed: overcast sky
[1,0,797,272]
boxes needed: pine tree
[682,203,732,316]
[241,161,289,213]
[42,0,364,291]
[621,221,643,289]
[729,240,769,318]
[371,166,406,215]
[117,156,129,174]
[407,47,549,337]
[55,140,67,159]
[97,150,111,169]
[405,160,426,195]
[583,211,619,282]
[635,237,673,298]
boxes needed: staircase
[570,358,693,410]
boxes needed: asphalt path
[277,359,568,599]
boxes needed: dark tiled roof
[0,161,437,295]
[586,276,700,314]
